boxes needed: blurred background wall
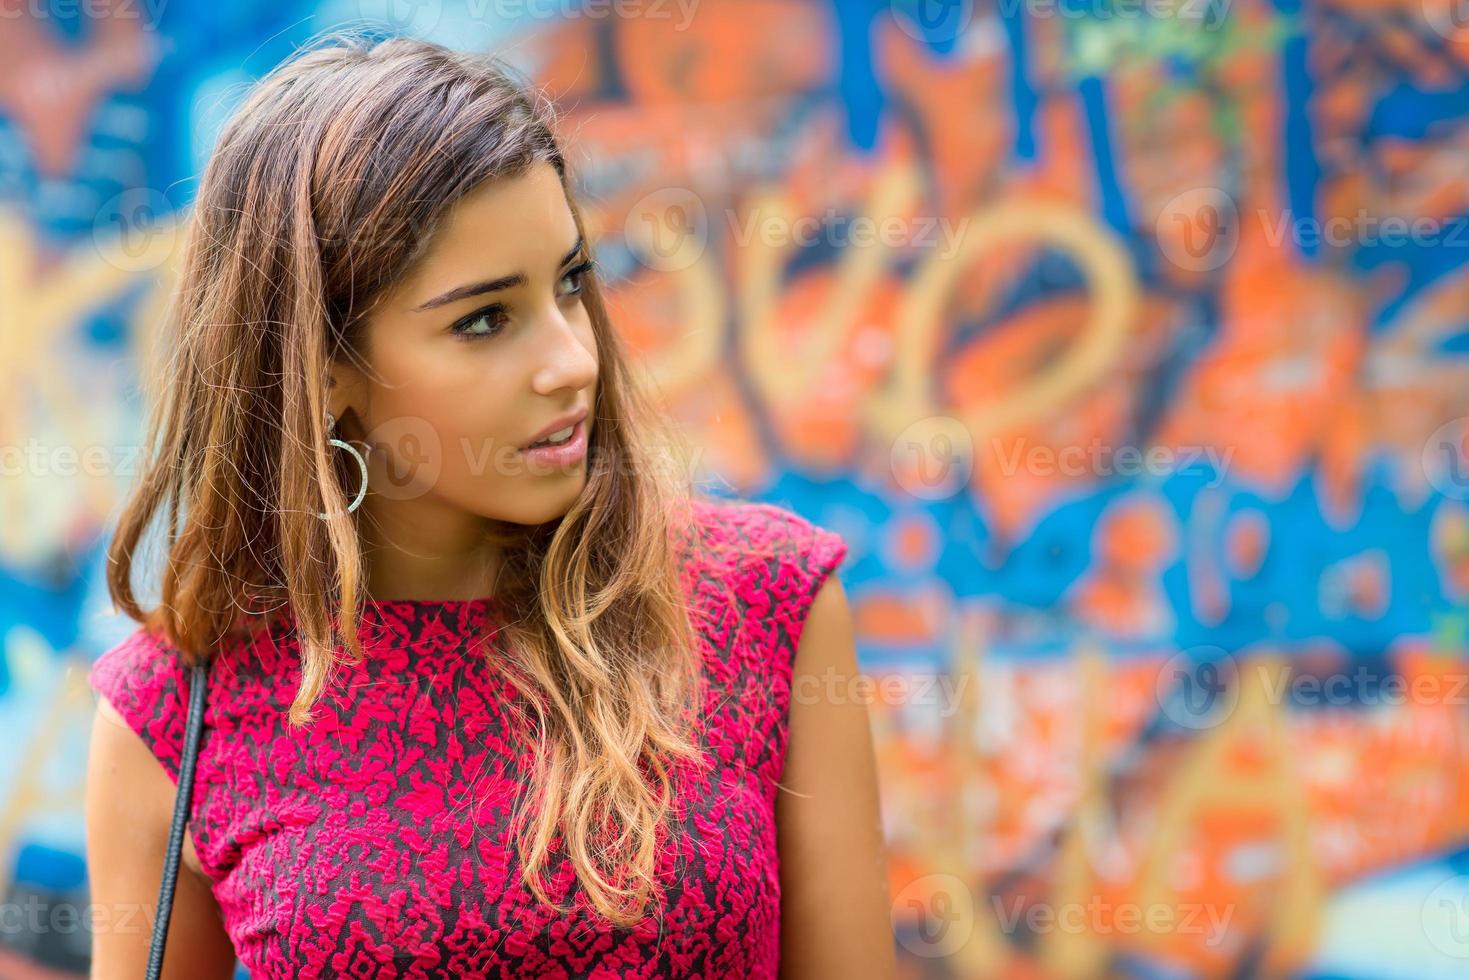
[3,0,1469,977]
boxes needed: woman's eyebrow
[413,237,586,312]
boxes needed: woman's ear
[326,361,365,428]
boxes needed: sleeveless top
[87,497,848,979]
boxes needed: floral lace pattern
[88,497,848,978]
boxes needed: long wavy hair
[105,31,714,926]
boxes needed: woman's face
[329,161,599,559]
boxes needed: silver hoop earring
[318,410,369,520]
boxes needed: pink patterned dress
[87,497,848,979]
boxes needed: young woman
[83,32,893,980]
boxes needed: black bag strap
[145,659,209,980]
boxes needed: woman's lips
[517,418,588,468]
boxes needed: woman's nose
[531,307,598,395]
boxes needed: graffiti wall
[3,0,1469,976]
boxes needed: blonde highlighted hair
[106,31,712,926]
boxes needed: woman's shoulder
[683,494,850,647]
[87,624,201,785]
[680,496,852,786]
[687,494,848,566]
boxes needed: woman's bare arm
[85,695,237,979]
[777,577,897,979]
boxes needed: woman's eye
[557,260,593,298]
[452,308,507,340]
